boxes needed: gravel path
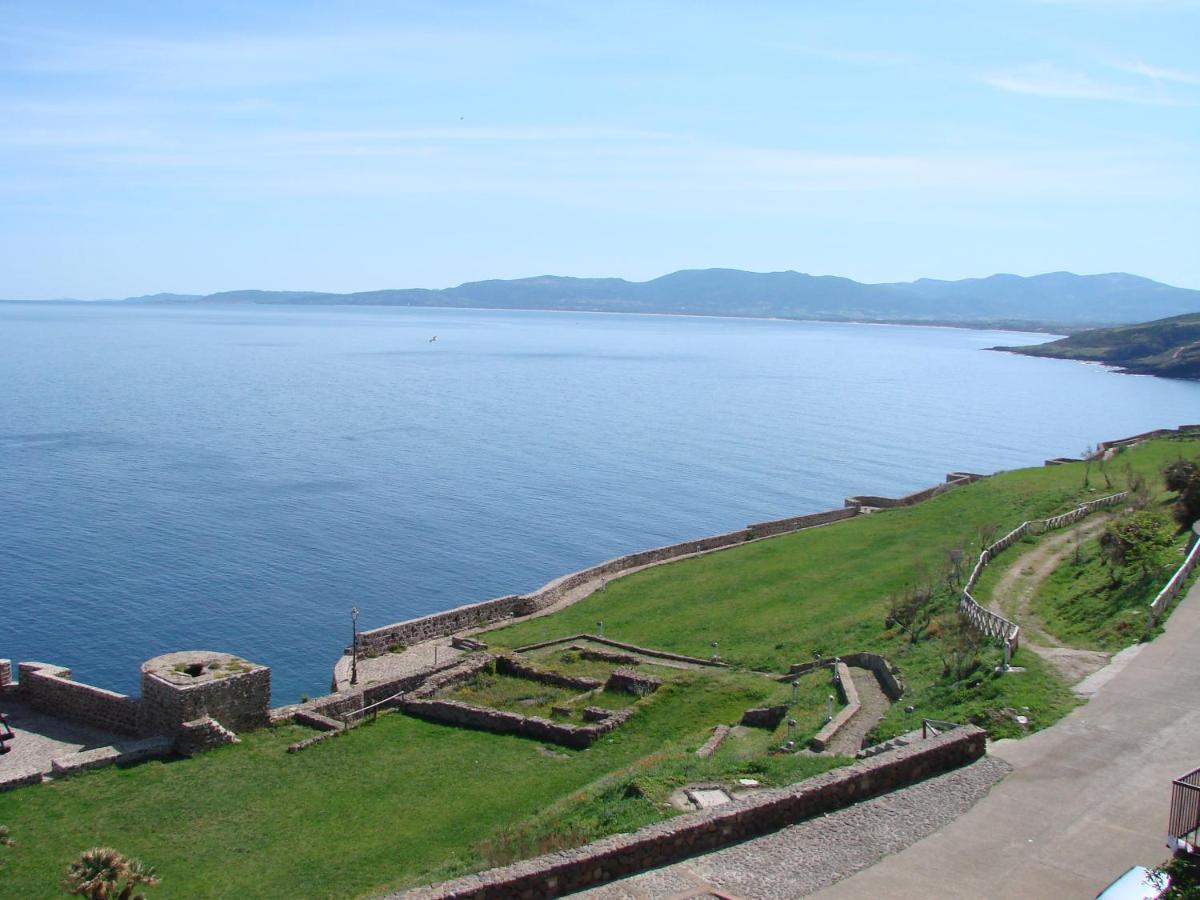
[824,668,891,756]
[574,756,1012,899]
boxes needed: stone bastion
[140,650,271,736]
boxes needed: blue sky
[2,0,1198,298]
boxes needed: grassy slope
[486,438,1199,739]
[3,436,1196,897]
[997,313,1200,378]
[1029,530,1195,651]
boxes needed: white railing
[1148,528,1200,628]
[960,491,1128,668]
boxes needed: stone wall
[175,717,239,757]
[140,662,271,736]
[0,659,11,689]
[396,727,987,899]
[355,595,524,658]
[839,652,906,701]
[809,662,859,752]
[745,506,858,539]
[495,655,602,692]
[16,662,142,736]
[515,635,727,668]
[402,698,634,750]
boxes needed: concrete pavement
[815,576,1200,899]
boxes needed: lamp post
[790,679,799,707]
[827,694,834,723]
[711,641,719,662]
[597,620,604,638]
[350,606,359,686]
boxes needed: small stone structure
[740,705,788,729]
[140,651,271,737]
[605,668,662,696]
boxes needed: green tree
[1099,511,1175,580]
[1164,459,1200,528]
[63,848,159,900]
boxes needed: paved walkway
[814,574,1200,899]
[0,701,129,777]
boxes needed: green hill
[55,268,1200,330]
[996,313,1200,379]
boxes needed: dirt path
[825,667,892,756]
[985,515,1112,685]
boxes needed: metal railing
[1169,766,1200,853]
[922,719,961,739]
[339,688,408,729]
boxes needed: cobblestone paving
[574,756,1012,899]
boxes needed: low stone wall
[176,717,238,757]
[17,663,142,736]
[402,699,634,749]
[51,736,175,775]
[695,724,732,758]
[573,646,640,666]
[356,595,524,658]
[396,727,987,899]
[0,767,44,793]
[495,655,602,692]
[839,652,905,701]
[810,662,859,752]
[516,635,726,668]
[745,507,858,539]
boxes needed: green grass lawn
[3,434,1196,898]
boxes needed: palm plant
[63,847,159,900]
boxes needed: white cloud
[983,62,1192,104]
[1110,59,1200,85]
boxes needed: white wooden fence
[959,491,1129,667]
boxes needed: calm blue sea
[2,303,1198,703]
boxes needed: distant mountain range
[16,269,1200,330]
[997,312,1200,379]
